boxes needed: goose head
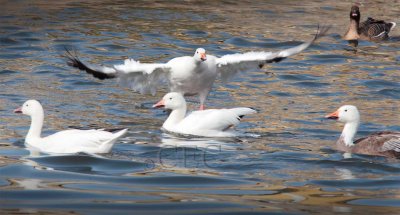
[194,48,207,62]
[325,105,360,124]
[349,5,360,22]
[153,92,186,110]
[14,100,43,116]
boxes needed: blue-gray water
[1,0,400,214]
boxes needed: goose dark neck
[350,17,360,32]
[347,19,360,38]
[344,13,361,41]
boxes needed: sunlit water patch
[1,0,400,214]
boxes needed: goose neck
[340,121,359,147]
[163,104,187,128]
[350,18,360,33]
[26,109,44,143]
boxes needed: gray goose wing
[359,17,396,40]
[380,132,400,152]
[353,132,400,156]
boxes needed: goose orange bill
[325,110,339,119]
[200,53,206,61]
[14,107,22,113]
[153,99,165,108]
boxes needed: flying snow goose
[343,5,396,42]
[325,105,400,158]
[152,92,256,137]
[66,26,329,110]
[14,100,128,154]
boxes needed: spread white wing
[113,59,171,95]
[215,25,329,82]
[66,51,171,95]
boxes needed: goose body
[66,26,329,110]
[153,92,256,137]
[14,100,127,154]
[343,5,396,41]
[325,105,400,158]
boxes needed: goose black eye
[344,109,347,112]
[169,97,172,100]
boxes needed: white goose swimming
[66,26,329,110]
[14,100,128,154]
[152,92,256,137]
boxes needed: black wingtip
[103,127,128,133]
[313,24,331,41]
[63,48,116,80]
[249,107,259,113]
[265,57,286,64]
[238,107,258,120]
[263,25,330,66]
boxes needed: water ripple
[1,1,400,214]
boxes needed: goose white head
[14,99,45,142]
[14,100,43,116]
[325,105,360,147]
[153,92,186,110]
[325,105,360,123]
[194,48,207,62]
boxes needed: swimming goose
[153,92,256,137]
[14,100,128,154]
[325,105,400,158]
[343,5,396,41]
[66,26,329,110]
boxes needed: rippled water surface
[1,0,400,214]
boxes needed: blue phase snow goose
[326,105,400,159]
